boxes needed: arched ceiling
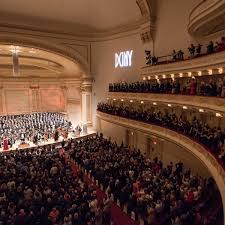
[0,45,82,78]
[0,0,142,32]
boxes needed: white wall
[154,0,201,56]
[91,34,145,126]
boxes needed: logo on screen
[115,50,133,68]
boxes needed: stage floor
[0,129,96,152]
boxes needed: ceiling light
[171,74,174,78]
[179,73,183,78]
[155,75,158,79]
[143,77,146,81]
[130,100,133,103]
[198,71,202,76]
[147,76,151,80]
[208,69,213,75]
[140,101,144,104]
[216,113,222,117]
[121,99,124,102]
[153,102,157,105]
[113,98,116,101]
[218,68,223,74]
[199,109,204,112]
[188,72,192,77]
[183,106,188,109]
[29,48,36,54]
[9,46,21,54]
[168,104,172,107]
[162,74,166,79]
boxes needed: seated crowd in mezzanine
[0,144,109,225]
[109,76,225,97]
[97,103,225,166]
[69,134,223,225]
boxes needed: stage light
[130,100,133,103]
[155,75,158,79]
[168,104,172,107]
[113,98,116,101]
[179,73,183,77]
[162,74,166,79]
[121,99,124,102]
[147,76,151,80]
[199,109,204,112]
[198,71,202,76]
[153,102,157,105]
[171,74,174,78]
[183,106,187,109]
[188,72,192,77]
[143,77,146,81]
[140,101,144,104]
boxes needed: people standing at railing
[109,76,225,97]
[97,102,225,161]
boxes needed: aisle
[69,160,139,225]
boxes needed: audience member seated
[97,103,225,166]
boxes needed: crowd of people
[0,143,110,225]
[69,134,223,225]
[0,112,72,148]
[145,37,225,66]
[97,103,225,166]
[109,76,225,97]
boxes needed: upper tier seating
[145,36,225,66]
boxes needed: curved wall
[97,111,225,223]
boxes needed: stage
[0,129,96,152]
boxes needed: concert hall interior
[0,0,225,225]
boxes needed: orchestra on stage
[0,112,84,151]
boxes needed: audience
[109,76,225,97]
[69,134,223,225]
[97,103,225,166]
[0,144,105,225]
[145,36,225,66]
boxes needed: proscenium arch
[0,35,90,78]
[97,112,225,224]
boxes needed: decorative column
[81,78,93,125]
[60,85,68,113]
[29,85,40,112]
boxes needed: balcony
[188,0,225,37]
[141,49,225,79]
[108,92,225,114]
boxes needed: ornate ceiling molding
[188,0,225,37]
[97,111,225,225]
